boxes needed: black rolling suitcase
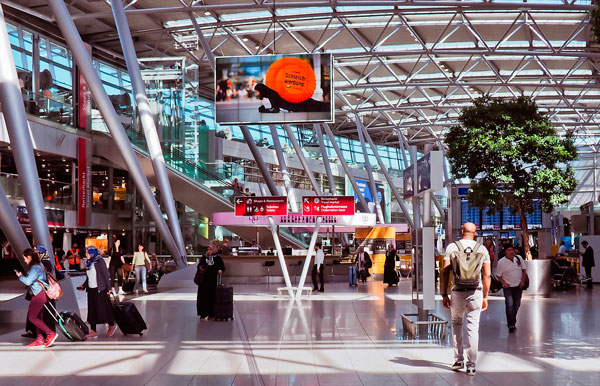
[111,295,147,336]
[214,275,233,321]
[122,271,136,293]
[45,302,89,341]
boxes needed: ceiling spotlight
[242,37,249,42]
[204,11,211,16]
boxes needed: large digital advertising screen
[215,53,333,124]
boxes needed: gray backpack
[449,240,485,289]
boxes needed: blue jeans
[133,266,147,292]
[503,286,523,328]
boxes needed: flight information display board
[501,207,521,230]
[461,199,481,229]
[525,200,543,229]
[482,207,501,230]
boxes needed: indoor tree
[444,96,578,259]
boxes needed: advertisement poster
[215,53,333,124]
[354,178,385,215]
[403,165,414,199]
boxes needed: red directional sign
[302,196,355,216]
[234,196,288,216]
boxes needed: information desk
[221,254,355,284]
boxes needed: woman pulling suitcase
[16,248,58,349]
[77,247,117,338]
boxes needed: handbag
[39,271,62,300]
[194,266,206,285]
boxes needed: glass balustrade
[22,92,73,126]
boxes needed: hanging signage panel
[234,196,288,216]
[302,196,355,216]
[77,137,92,226]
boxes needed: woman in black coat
[196,244,226,320]
[78,246,116,338]
[383,244,399,287]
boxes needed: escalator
[91,127,309,249]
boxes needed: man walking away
[580,241,595,290]
[495,246,527,332]
[441,222,491,376]
[312,242,325,293]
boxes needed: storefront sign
[302,196,355,216]
[77,137,92,226]
[234,196,288,216]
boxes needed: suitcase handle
[44,301,65,324]
[110,292,122,307]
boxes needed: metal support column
[409,146,421,228]
[282,124,323,195]
[269,125,298,212]
[295,217,322,298]
[269,216,294,297]
[322,123,369,213]
[0,5,54,262]
[359,122,414,229]
[422,144,433,227]
[48,0,184,267]
[32,33,40,97]
[355,116,385,224]
[0,185,31,269]
[188,12,215,71]
[240,125,279,195]
[315,124,336,195]
[397,130,409,168]
[111,0,187,261]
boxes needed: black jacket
[82,258,111,293]
[582,246,595,268]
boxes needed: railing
[22,92,73,127]
[0,171,72,206]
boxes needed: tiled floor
[0,279,598,385]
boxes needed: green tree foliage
[445,96,578,259]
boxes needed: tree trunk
[518,201,532,260]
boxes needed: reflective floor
[0,279,598,385]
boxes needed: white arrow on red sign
[236,199,243,204]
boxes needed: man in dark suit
[580,241,595,290]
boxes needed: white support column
[0,5,54,262]
[111,0,187,261]
[355,116,385,223]
[47,0,183,266]
[295,216,322,298]
[268,216,294,297]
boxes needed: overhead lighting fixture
[204,11,211,16]
[242,37,249,42]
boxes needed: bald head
[461,222,477,240]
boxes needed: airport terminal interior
[0,0,599,385]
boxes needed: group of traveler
[441,221,596,376]
[15,241,156,349]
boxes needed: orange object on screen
[265,57,316,103]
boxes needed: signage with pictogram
[302,196,355,216]
[234,196,288,216]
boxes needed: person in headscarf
[355,245,372,285]
[196,243,226,320]
[77,246,117,338]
